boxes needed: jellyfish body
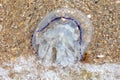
[32,8,94,66]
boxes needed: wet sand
[0,0,119,79]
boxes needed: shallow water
[0,55,120,80]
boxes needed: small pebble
[97,54,105,58]
[87,14,92,18]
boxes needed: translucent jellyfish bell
[32,8,94,66]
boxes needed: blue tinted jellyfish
[32,8,94,66]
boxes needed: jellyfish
[32,8,94,66]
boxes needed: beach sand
[0,0,119,79]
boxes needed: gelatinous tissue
[32,8,94,66]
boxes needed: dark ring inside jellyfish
[32,8,94,66]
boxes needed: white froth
[0,55,120,80]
